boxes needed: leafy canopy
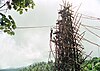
[19,57,100,71]
[0,0,35,35]
[83,57,100,71]
[19,61,55,71]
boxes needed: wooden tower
[50,2,84,71]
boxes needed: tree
[0,0,35,35]
[19,58,100,71]
[19,61,55,71]
[83,57,100,71]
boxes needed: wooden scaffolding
[50,2,85,71]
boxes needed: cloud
[0,32,46,69]
[0,0,57,68]
[0,0,100,69]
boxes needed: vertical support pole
[50,2,84,71]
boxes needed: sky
[0,0,100,69]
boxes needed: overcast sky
[0,0,100,69]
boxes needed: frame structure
[50,2,85,71]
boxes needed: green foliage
[19,61,55,71]
[82,57,100,71]
[95,62,100,70]
[11,0,35,14]
[0,0,35,35]
[0,13,16,35]
[19,57,100,71]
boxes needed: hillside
[0,68,20,71]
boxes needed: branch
[0,3,6,9]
